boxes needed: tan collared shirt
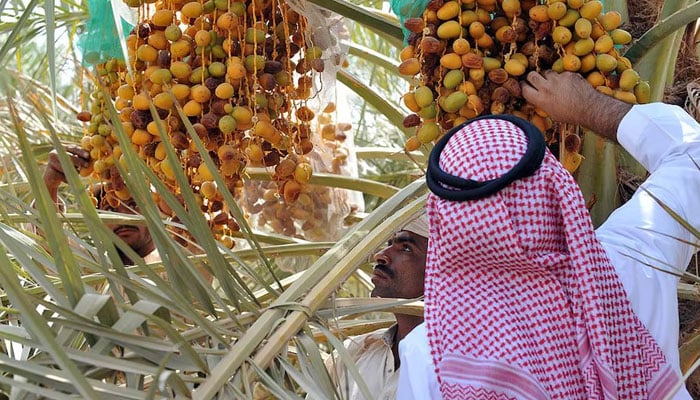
[327,325,398,400]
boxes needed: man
[397,71,699,399]
[43,144,158,265]
[327,212,428,400]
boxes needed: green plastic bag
[390,0,430,44]
[77,0,134,65]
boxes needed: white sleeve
[397,323,442,400]
[596,103,700,400]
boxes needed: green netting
[77,0,133,65]
[390,0,430,44]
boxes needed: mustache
[373,264,394,278]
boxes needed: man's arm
[524,70,700,400]
[521,70,631,142]
[43,145,91,206]
[522,70,700,283]
[598,104,700,400]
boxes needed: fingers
[520,80,538,103]
[65,145,90,162]
[47,146,91,173]
[521,70,560,101]
[524,71,545,89]
[521,71,549,106]
[70,151,91,169]
[524,70,581,90]
[524,70,565,91]
[542,69,561,80]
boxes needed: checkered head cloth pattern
[424,117,680,399]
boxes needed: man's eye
[401,244,411,252]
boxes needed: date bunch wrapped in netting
[393,0,650,173]
[76,0,362,248]
[239,1,364,244]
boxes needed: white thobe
[397,103,700,400]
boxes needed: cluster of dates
[78,0,347,245]
[398,0,649,173]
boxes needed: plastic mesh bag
[77,0,134,65]
[390,0,430,43]
[286,0,349,109]
[239,4,363,251]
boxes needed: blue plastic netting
[77,0,133,65]
[390,0,430,44]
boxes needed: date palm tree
[0,0,698,398]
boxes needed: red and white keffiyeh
[425,117,680,399]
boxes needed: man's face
[101,195,154,258]
[370,230,428,299]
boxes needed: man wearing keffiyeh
[396,71,699,399]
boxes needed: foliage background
[0,0,699,398]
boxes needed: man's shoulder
[344,325,396,353]
[144,249,161,264]
[348,327,388,341]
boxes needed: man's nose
[373,248,390,264]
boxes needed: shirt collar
[381,324,398,347]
